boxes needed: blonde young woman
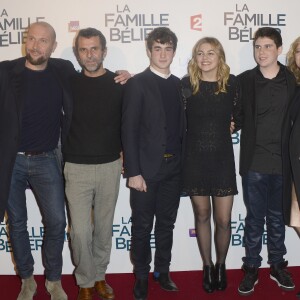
[284,37,300,236]
[287,37,300,85]
[181,37,242,293]
[283,39,300,295]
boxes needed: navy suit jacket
[122,68,186,180]
[0,57,75,221]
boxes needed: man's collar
[150,66,171,79]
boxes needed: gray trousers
[64,159,121,287]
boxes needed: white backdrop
[0,0,299,275]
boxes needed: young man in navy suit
[122,27,185,300]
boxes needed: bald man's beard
[26,52,48,66]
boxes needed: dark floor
[1,268,299,300]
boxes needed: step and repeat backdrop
[0,0,299,274]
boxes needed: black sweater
[64,69,123,164]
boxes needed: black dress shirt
[250,66,287,175]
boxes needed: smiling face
[147,41,175,74]
[254,37,282,71]
[25,22,57,70]
[195,42,219,80]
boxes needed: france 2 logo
[191,14,202,31]
[68,20,80,32]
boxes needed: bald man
[0,21,130,300]
[0,22,74,300]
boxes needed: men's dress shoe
[215,263,227,290]
[153,272,179,291]
[17,275,37,300]
[203,265,216,293]
[45,280,68,300]
[77,287,94,300]
[95,280,115,299]
[133,278,148,300]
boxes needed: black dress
[181,74,242,197]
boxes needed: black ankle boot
[203,265,215,293]
[215,263,227,290]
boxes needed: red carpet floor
[1,267,299,300]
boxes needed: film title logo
[232,132,240,145]
[224,3,286,42]
[191,14,202,31]
[231,214,267,247]
[190,214,268,247]
[105,4,170,43]
[0,9,45,47]
[113,217,155,251]
[0,221,69,253]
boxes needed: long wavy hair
[286,36,300,85]
[188,37,230,95]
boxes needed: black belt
[17,151,45,157]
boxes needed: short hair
[287,36,300,85]
[188,37,230,95]
[253,27,282,48]
[74,27,106,57]
[146,27,178,52]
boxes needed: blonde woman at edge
[282,38,300,299]
[181,37,242,293]
[283,35,300,298]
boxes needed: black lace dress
[181,74,241,197]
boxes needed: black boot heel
[203,265,216,293]
[215,263,227,291]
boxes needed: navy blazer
[122,68,186,179]
[0,57,75,221]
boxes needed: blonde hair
[287,36,300,85]
[188,37,230,95]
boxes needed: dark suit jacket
[238,64,296,176]
[122,68,186,179]
[282,87,300,225]
[0,57,75,221]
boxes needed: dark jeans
[242,171,286,268]
[7,150,66,280]
[130,155,181,278]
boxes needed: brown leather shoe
[95,280,115,299]
[77,287,94,300]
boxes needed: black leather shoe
[215,263,227,291]
[153,272,179,291]
[133,278,148,300]
[203,265,216,293]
